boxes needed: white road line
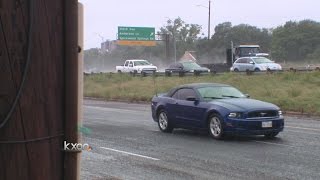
[286,126,320,132]
[100,147,160,161]
[252,141,296,148]
[285,129,320,135]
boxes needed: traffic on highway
[79,1,320,180]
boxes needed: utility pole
[0,1,80,180]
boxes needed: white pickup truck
[116,59,158,74]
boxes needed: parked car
[230,57,282,72]
[165,61,210,76]
[151,83,284,139]
[116,59,157,74]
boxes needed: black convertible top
[177,83,229,88]
[166,83,230,96]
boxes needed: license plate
[262,121,272,128]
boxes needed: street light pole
[164,17,177,63]
[196,1,211,40]
[208,0,211,40]
[173,33,177,63]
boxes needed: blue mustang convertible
[151,83,284,139]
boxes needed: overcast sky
[79,0,320,49]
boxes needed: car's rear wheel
[158,110,173,133]
[234,68,239,72]
[254,68,260,72]
[178,72,184,77]
[208,114,224,139]
[264,132,279,139]
[194,71,200,76]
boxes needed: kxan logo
[63,141,92,152]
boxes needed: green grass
[84,72,320,115]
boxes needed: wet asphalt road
[80,100,320,180]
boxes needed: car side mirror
[186,96,197,101]
[249,61,255,64]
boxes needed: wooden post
[63,0,79,180]
[0,0,80,179]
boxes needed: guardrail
[84,67,320,77]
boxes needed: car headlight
[278,110,283,116]
[208,69,211,72]
[228,112,242,118]
[190,70,194,73]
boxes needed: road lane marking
[252,141,296,148]
[285,129,320,135]
[100,147,160,161]
[286,126,320,132]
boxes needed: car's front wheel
[158,110,173,133]
[264,132,279,139]
[208,114,224,139]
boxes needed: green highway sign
[118,26,155,41]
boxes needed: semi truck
[226,43,269,66]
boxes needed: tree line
[84,18,320,71]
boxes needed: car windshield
[134,60,151,66]
[182,62,202,70]
[253,57,273,64]
[197,86,246,100]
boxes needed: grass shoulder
[84,72,320,116]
